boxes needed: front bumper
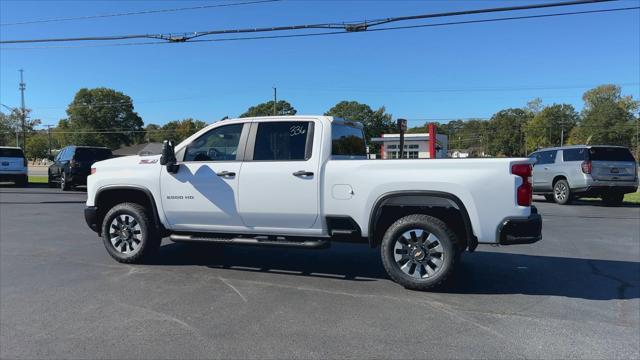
[84,206,99,233]
[498,206,542,245]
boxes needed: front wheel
[60,172,71,191]
[553,179,571,205]
[380,214,457,291]
[101,202,160,263]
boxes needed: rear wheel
[553,179,571,205]
[380,214,457,291]
[101,202,160,263]
[602,192,624,206]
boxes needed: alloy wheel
[109,214,143,255]
[393,229,445,279]
[554,182,567,202]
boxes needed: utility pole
[560,123,564,147]
[273,86,277,116]
[19,69,26,152]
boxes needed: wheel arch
[367,191,476,251]
[552,175,568,187]
[95,185,166,236]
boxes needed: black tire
[602,193,624,206]
[60,172,71,191]
[380,214,457,291]
[553,179,571,205]
[544,194,555,202]
[101,202,160,264]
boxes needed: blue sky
[1,0,639,129]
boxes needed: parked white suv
[530,145,638,205]
[84,116,542,290]
[0,146,28,187]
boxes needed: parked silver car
[529,145,638,206]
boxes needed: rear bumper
[0,173,27,182]
[498,206,542,245]
[84,206,99,233]
[577,180,638,196]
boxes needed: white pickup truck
[85,116,541,290]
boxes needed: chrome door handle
[216,171,236,177]
[293,170,314,177]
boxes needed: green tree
[524,104,578,153]
[26,133,51,159]
[144,123,163,143]
[240,100,297,118]
[0,108,41,147]
[568,85,638,147]
[487,108,533,157]
[324,100,395,153]
[160,118,208,143]
[64,88,144,149]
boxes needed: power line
[0,0,282,27]
[2,5,636,50]
[0,0,622,45]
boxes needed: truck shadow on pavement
[151,242,639,300]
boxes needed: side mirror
[160,140,179,173]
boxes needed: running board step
[169,234,330,249]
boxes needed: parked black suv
[48,146,112,190]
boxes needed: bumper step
[169,234,330,249]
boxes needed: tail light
[512,163,532,207]
[581,161,592,174]
[90,167,96,175]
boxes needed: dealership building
[370,133,448,159]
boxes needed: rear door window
[0,148,24,158]
[588,147,635,162]
[252,121,313,161]
[562,148,587,162]
[537,150,557,165]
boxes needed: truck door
[160,123,249,230]
[238,120,320,229]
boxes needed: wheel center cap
[412,248,426,261]
[121,229,130,239]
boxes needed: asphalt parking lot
[1,186,638,359]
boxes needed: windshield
[331,123,366,157]
[588,147,635,162]
[75,148,112,161]
[0,148,25,158]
